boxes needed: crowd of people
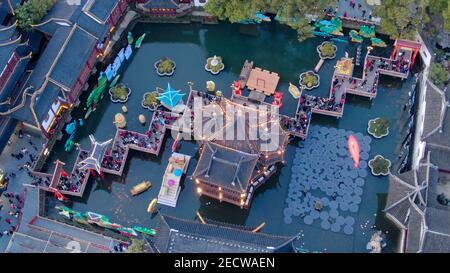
[302,92,344,113]
[282,105,312,136]
[56,150,89,193]
[0,192,23,238]
[337,0,373,22]
[102,110,179,173]
[374,53,410,75]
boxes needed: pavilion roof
[149,214,296,253]
[384,160,429,229]
[405,201,425,253]
[157,83,185,110]
[394,39,422,50]
[192,142,258,191]
[195,96,289,157]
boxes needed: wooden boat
[288,83,301,99]
[130,181,152,196]
[147,198,158,213]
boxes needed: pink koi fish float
[348,134,361,169]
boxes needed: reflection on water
[43,22,415,252]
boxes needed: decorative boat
[130,181,152,196]
[133,226,157,236]
[288,83,301,99]
[147,198,158,213]
[348,134,361,168]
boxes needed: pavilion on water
[188,90,290,208]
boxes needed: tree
[15,0,55,31]
[429,63,449,86]
[443,2,450,31]
[204,0,259,23]
[204,0,334,42]
[126,239,147,253]
[374,0,428,39]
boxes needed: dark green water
[44,22,414,252]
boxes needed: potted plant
[109,83,131,103]
[367,118,390,138]
[317,42,337,60]
[142,91,160,111]
[205,55,225,75]
[299,71,320,90]
[368,155,391,176]
[155,57,176,76]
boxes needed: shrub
[15,0,55,31]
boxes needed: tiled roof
[421,80,447,140]
[141,0,180,9]
[33,0,118,39]
[151,214,296,253]
[193,142,259,191]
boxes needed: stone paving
[283,125,372,235]
[336,0,377,22]
[0,130,45,252]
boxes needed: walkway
[297,45,413,123]
[0,131,45,252]
[44,109,181,197]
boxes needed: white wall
[411,33,433,170]
[194,0,208,7]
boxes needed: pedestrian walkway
[336,0,377,23]
[0,130,45,252]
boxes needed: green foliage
[205,0,334,42]
[369,155,391,176]
[374,0,429,39]
[126,239,146,253]
[156,58,175,74]
[110,85,130,102]
[443,2,450,31]
[318,42,337,59]
[15,0,55,31]
[206,56,224,73]
[368,118,390,138]
[143,91,159,110]
[429,63,449,86]
[300,71,320,89]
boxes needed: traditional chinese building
[136,0,192,17]
[0,0,35,152]
[385,78,450,252]
[0,0,134,141]
[190,92,290,208]
[148,214,297,253]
